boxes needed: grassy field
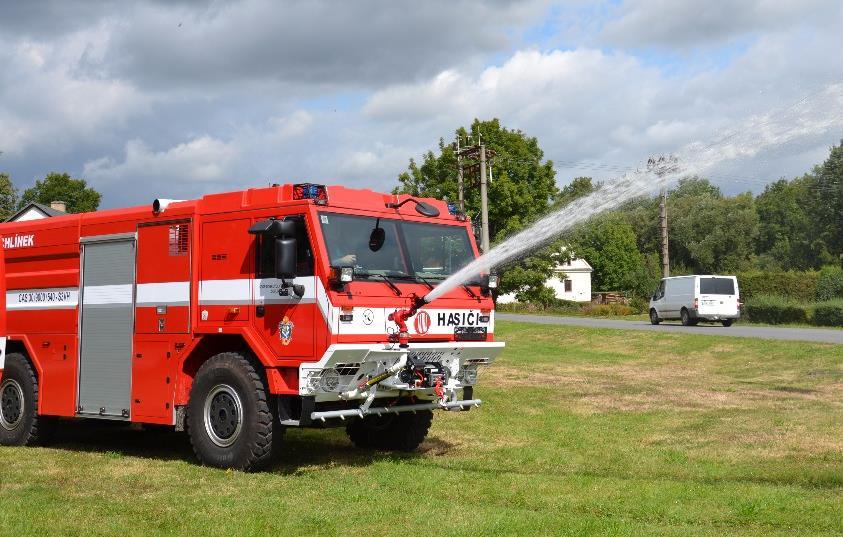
[1,321,842,536]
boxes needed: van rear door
[697,276,739,316]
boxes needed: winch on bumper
[299,341,504,423]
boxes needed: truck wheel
[187,352,281,471]
[649,309,661,325]
[346,407,433,452]
[721,319,733,327]
[0,353,56,446]
[680,308,693,326]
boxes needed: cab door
[252,215,316,358]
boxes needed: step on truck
[0,184,503,470]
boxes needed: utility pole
[479,144,490,253]
[456,138,496,253]
[649,155,677,279]
[659,188,669,278]
[455,135,465,212]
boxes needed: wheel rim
[682,310,688,323]
[203,384,244,447]
[0,379,25,431]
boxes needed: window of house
[564,279,573,292]
[256,216,314,278]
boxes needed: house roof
[554,257,593,272]
[6,202,66,222]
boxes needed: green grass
[2,321,842,536]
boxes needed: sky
[1,0,842,208]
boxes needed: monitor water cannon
[388,294,429,348]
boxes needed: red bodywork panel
[0,184,495,424]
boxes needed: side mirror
[249,218,296,237]
[369,226,385,252]
[275,237,297,279]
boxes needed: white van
[649,275,740,327]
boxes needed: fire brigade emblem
[279,316,294,345]
[414,311,431,335]
[362,309,374,325]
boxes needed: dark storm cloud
[601,0,841,48]
[95,0,547,89]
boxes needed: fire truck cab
[0,184,503,470]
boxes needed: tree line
[396,118,843,302]
[0,172,101,219]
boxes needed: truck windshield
[699,277,735,295]
[319,213,475,281]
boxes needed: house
[6,201,67,222]
[497,256,593,303]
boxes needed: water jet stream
[423,83,843,303]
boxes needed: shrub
[815,266,843,301]
[629,296,648,314]
[496,300,582,315]
[812,300,843,326]
[743,295,809,324]
[736,271,819,302]
[582,303,635,316]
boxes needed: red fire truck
[0,183,502,470]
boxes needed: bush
[744,296,809,324]
[582,303,636,316]
[812,300,843,326]
[736,271,819,302]
[496,300,582,315]
[629,296,648,314]
[815,266,843,301]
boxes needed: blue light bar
[293,183,328,202]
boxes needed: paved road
[497,313,843,344]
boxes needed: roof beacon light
[293,183,328,204]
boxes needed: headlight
[319,368,340,392]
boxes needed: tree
[754,176,827,270]
[397,118,558,243]
[568,213,643,292]
[556,176,599,207]
[805,140,843,259]
[669,187,759,273]
[396,119,558,295]
[0,173,19,220]
[18,172,101,214]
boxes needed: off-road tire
[649,309,661,325]
[722,319,734,327]
[680,308,693,326]
[346,406,433,452]
[0,353,56,446]
[187,352,282,471]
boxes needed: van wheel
[649,309,661,325]
[0,353,56,446]
[187,352,282,471]
[346,406,433,452]
[680,308,693,326]
[722,319,733,327]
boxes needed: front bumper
[299,341,505,403]
[310,398,482,423]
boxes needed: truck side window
[256,216,314,278]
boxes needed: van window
[699,277,735,295]
[653,280,666,299]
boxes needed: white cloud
[84,136,238,187]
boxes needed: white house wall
[496,269,592,304]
